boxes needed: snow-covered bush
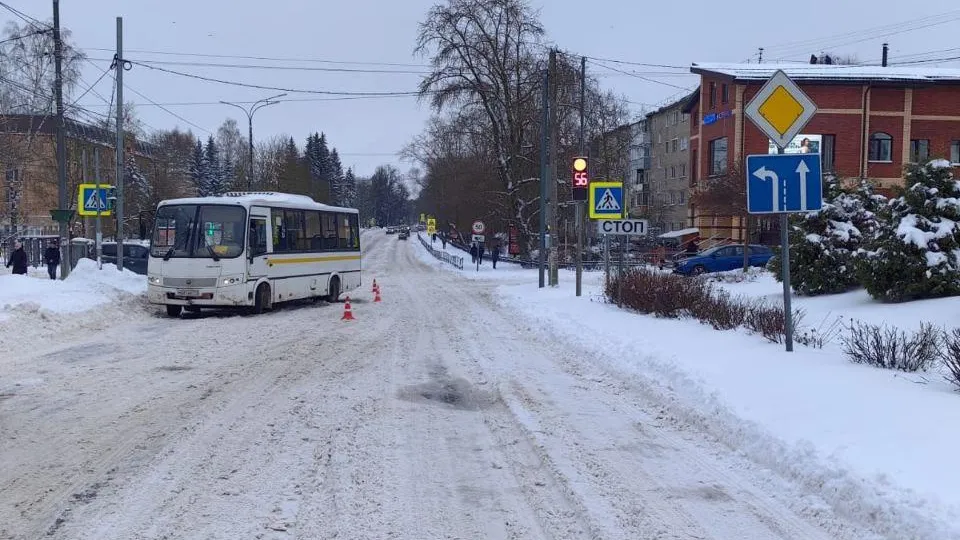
[768,176,881,295]
[939,328,960,390]
[856,160,960,302]
[841,320,940,372]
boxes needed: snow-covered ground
[416,235,960,539]
[0,230,888,540]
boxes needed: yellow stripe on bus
[268,255,361,264]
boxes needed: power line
[127,60,427,96]
[0,27,49,46]
[585,55,687,70]
[82,46,430,68]
[0,1,50,29]
[70,64,113,108]
[76,94,424,108]
[588,59,695,91]
[92,57,430,75]
[122,82,211,135]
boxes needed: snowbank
[0,258,146,322]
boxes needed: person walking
[470,243,478,263]
[491,244,500,269]
[6,240,27,275]
[44,240,60,280]
[478,243,485,266]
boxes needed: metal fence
[418,233,464,270]
[2,235,94,270]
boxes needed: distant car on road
[673,244,773,276]
[386,227,397,234]
[398,229,409,240]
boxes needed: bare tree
[691,163,754,270]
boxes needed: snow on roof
[691,62,960,83]
[659,227,699,239]
[158,192,357,213]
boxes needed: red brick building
[685,63,960,242]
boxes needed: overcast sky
[10,1,960,177]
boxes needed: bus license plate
[176,288,200,297]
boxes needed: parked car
[100,242,150,275]
[673,244,773,276]
[386,227,397,234]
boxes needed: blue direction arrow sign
[746,154,822,214]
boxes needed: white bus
[147,192,361,317]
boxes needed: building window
[868,132,893,162]
[822,134,836,172]
[680,137,688,151]
[680,163,686,177]
[678,190,686,204]
[670,165,676,178]
[910,139,930,163]
[709,82,716,108]
[952,141,960,164]
[671,138,678,153]
[721,83,729,104]
[692,113,699,127]
[682,113,689,124]
[709,137,728,176]
[692,149,698,182]
[665,142,670,154]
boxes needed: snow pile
[0,258,146,322]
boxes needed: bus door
[248,207,270,279]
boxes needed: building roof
[645,90,700,119]
[690,62,960,84]
[0,114,158,157]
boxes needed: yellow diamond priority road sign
[744,70,817,149]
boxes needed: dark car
[386,227,397,234]
[100,242,150,275]
[398,229,409,240]
[673,244,773,276]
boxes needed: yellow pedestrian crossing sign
[589,181,624,219]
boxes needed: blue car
[673,244,773,276]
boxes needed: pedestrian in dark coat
[478,244,485,266]
[491,244,500,269]
[470,243,478,263]
[6,241,27,275]
[44,240,60,280]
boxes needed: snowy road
[1,230,873,539]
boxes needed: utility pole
[52,0,70,279]
[538,68,549,288]
[548,48,559,286]
[94,148,103,269]
[576,55,586,297]
[220,93,286,191]
[115,17,125,272]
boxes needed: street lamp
[220,93,287,190]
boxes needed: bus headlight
[221,276,242,286]
[148,276,162,285]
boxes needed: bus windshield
[152,204,246,259]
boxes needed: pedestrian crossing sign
[77,183,113,216]
[589,181,624,219]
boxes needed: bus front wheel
[253,283,272,315]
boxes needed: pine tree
[203,136,225,196]
[280,137,309,195]
[342,167,357,207]
[856,160,960,302]
[317,132,331,193]
[768,176,881,295]
[125,154,151,211]
[190,138,206,196]
[329,148,344,205]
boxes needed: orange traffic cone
[341,296,355,320]
[374,288,382,303]
[371,279,378,292]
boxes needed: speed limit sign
[472,220,486,235]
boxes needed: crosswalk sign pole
[94,148,103,269]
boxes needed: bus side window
[321,212,338,250]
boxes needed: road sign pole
[94,148,103,269]
[603,234,610,289]
[777,145,794,352]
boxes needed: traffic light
[572,156,588,201]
